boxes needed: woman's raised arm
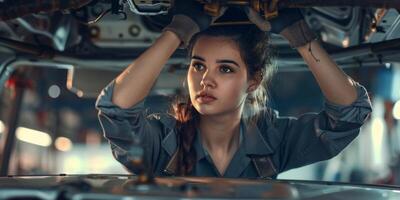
[112,31,180,108]
[112,0,217,108]
[245,8,358,106]
[297,40,357,106]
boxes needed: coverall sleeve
[95,80,176,174]
[270,82,372,173]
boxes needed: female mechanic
[96,0,372,178]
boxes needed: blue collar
[192,119,276,162]
[194,123,244,161]
[161,117,279,159]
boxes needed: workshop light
[371,117,385,163]
[65,156,82,173]
[393,100,400,120]
[371,118,384,139]
[89,156,108,173]
[55,137,73,152]
[0,120,5,134]
[16,127,52,147]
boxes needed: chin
[195,104,237,117]
[194,106,215,115]
[194,104,220,116]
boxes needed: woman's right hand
[164,0,222,48]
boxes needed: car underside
[0,1,400,199]
[1,1,399,65]
[0,0,399,96]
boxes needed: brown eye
[192,63,205,71]
[220,65,233,73]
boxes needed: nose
[200,69,216,89]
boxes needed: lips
[196,92,217,104]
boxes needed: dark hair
[172,25,275,175]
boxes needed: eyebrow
[191,55,205,62]
[191,55,241,68]
[216,59,240,68]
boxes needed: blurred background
[1,0,400,186]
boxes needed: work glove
[244,7,317,48]
[163,0,223,48]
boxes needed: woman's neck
[199,111,241,153]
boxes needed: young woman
[96,1,372,178]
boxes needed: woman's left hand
[244,7,316,48]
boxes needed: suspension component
[197,0,280,19]
[278,0,400,9]
[124,0,400,19]
[126,0,172,15]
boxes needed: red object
[5,75,33,89]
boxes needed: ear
[247,78,260,93]
[247,71,262,93]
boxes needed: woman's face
[187,36,257,116]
